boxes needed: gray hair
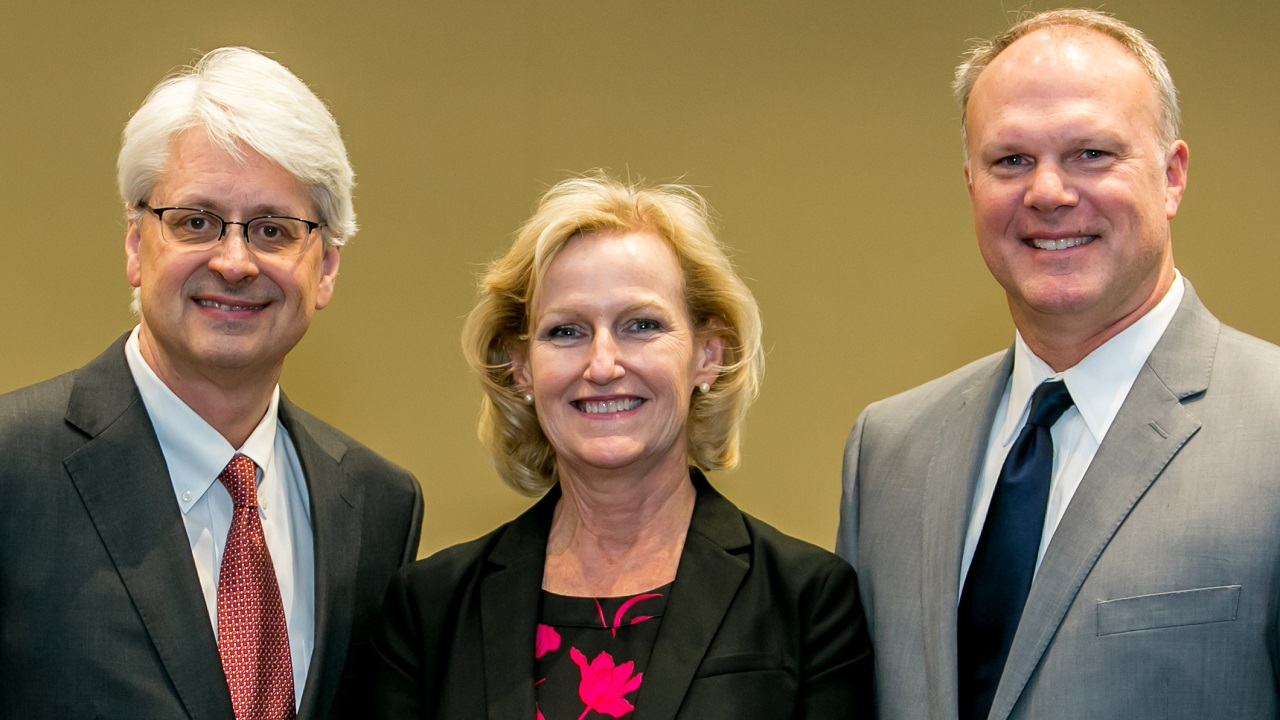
[117,47,356,247]
[953,8,1180,154]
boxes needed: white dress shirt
[959,272,1186,594]
[125,327,315,707]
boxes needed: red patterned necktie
[217,454,296,720]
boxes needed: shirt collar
[1001,270,1186,447]
[124,326,282,513]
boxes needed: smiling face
[963,29,1187,359]
[512,231,722,481]
[125,130,340,386]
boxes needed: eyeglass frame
[138,202,325,256]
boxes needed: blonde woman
[370,174,872,719]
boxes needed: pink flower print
[594,593,663,637]
[536,704,546,720]
[612,593,662,637]
[570,647,643,719]
[535,623,561,659]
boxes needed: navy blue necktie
[958,380,1074,720]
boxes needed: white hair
[117,47,356,247]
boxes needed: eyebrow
[161,196,310,218]
[537,299,677,322]
[983,130,1127,155]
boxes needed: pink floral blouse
[534,584,671,719]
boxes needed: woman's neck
[542,455,696,597]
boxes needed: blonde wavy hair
[461,173,764,495]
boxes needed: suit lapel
[633,471,750,720]
[920,351,1011,720]
[63,336,233,720]
[279,398,362,720]
[473,473,749,720]
[481,489,556,720]
[989,284,1217,720]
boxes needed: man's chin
[188,336,282,373]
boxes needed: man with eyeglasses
[0,48,422,720]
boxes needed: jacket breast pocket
[694,651,785,678]
[683,652,795,718]
[1096,585,1240,636]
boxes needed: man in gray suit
[0,48,423,718]
[838,8,1280,719]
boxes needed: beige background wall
[2,1,1277,557]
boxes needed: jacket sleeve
[797,555,875,718]
[368,570,429,718]
[836,407,872,564]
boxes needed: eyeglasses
[140,203,323,256]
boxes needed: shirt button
[181,491,192,503]
[259,498,268,511]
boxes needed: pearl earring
[698,383,711,394]
[524,393,534,405]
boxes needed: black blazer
[0,334,424,719]
[370,470,873,719]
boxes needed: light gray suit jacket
[838,280,1280,719]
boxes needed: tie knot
[1027,380,1074,428]
[217,454,259,509]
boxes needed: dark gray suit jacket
[0,334,424,719]
[370,470,873,719]
[839,281,1280,719]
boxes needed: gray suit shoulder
[282,400,419,492]
[1204,321,1280,402]
[855,350,1006,431]
[0,369,85,460]
[281,400,424,565]
[0,368,76,421]
[1218,322,1280,361]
